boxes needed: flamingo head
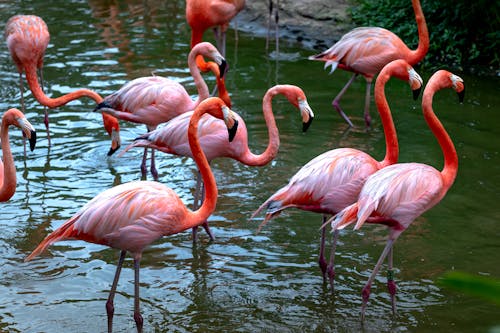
[450,73,465,103]
[272,85,315,133]
[3,108,37,151]
[221,104,239,142]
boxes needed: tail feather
[327,204,359,231]
[25,219,78,262]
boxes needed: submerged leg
[150,148,158,181]
[363,79,373,127]
[318,215,328,279]
[387,246,397,315]
[326,229,340,290]
[133,257,144,333]
[106,250,126,333]
[361,239,394,321]
[140,147,148,178]
[332,73,358,127]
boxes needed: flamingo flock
[2,0,469,331]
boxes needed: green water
[1,1,499,332]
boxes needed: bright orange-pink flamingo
[309,0,428,127]
[328,70,465,319]
[4,15,120,155]
[25,97,238,333]
[0,108,37,202]
[252,60,422,288]
[119,84,314,241]
[94,42,229,179]
[186,0,246,57]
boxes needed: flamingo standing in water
[94,42,229,179]
[309,0,428,127]
[25,97,239,333]
[4,15,120,155]
[117,84,314,241]
[252,60,422,288]
[327,70,465,319]
[0,108,37,202]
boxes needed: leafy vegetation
[349,0,500,75]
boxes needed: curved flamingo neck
[25,66,103,106]
[238,87,281,166]
[407,0,429,65]
[374,71,399,167]
[0,121,16,201]
[188,52,210,107]
[186,106,217,225]
[422,77,458,190]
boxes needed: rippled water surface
[1,1,499,332]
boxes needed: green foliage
[349,0,500,74]
[439,271,500,306]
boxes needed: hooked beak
[93,101,112,112]
[412,87,422,101]
[107,129,121,156]
[299,99,315,133]
[28,130,37,151]
[218,59,228,79]
[18,117,37,151]
[227,119,238,142]
[303,117,313,132]
[458,88,465,103]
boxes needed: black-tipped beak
[302,116,313,133]
[94,101,112,112]
[458,88,465,103]
[28,130,37,151]
[412,87,422,101]
[219,59,228,79]
[227,119,238,142]
[107,144,120,156]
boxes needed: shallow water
[1,1,499,332]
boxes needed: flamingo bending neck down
[309,0,428,127]
[252,60,422,288]
[0,108,37,202]
[94,42,229,179]
[4,15,120,155]
[327,70,465,319]
[25,97,239,333]
[119,84,314,242]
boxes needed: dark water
[1,1,499,332]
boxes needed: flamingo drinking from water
[4,15,120,154]
[252,60,422,288]
[327,70,465,319]
[94,42,229,179]
[117,84,314,241]
[25,97,239,333]
[0,108,37,202]
[309,0,428,127]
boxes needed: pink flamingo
[308,0,428,127]
[25,97,239,333]
[327,70,465,319]
[186,0,246,57]
[252,60,423,288]
[119,84,314,241]
[94,42,229,179]
[4,15,120,155]
[0,108,37,202]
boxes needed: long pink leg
[133,257,143,333]
[318,215,328,279]
[39,68,51,146]
[140,148,148,178]
[192,171,215,243]
[106,250,126,333]
[332,73,358,127]
[387,246,397,315]
[360,238,394,321]
[326,229,340,290]
[363,79,373,127]
[150,148,158,180]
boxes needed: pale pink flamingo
[94,42,229,179]
[4,15,120,154]
[251,60,423,288]
[0,108,37,202]
[309,0,428,127]
[327,70,465,319]
[118,84,314,241]
[25,97,239,333]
